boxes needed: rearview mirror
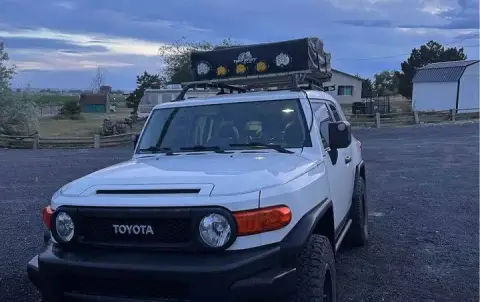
[328,121,351,149]
[133,134,139,149]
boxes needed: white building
[324,69,363,105]
[412,60,479,111]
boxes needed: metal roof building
[412,60,479,111]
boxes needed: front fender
[280,198,332,256]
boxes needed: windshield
[136,99,310,153]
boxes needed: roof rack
[175,37,334,101]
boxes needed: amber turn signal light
[233,205,292,236]
[42,206,54,230]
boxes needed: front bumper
[28,243,297,301]
[28,201,330,301]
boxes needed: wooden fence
[346,108,479,128]
[0,109,478,149]
[0,133,137,149]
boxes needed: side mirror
[328,121,351,149]
[133,134,140,149]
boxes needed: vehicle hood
[61,152,317,196]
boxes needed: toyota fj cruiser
[27,37,368,302]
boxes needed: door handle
[345,156,352,164]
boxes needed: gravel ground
[0,123,478,302]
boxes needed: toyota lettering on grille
[113,224,155,235]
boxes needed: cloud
[51,1,75,10]
[337,0,479,29]
[1,37,108,52]
[0,27,162,56]
[0,0,478,89]
[339,20,393,27]
[0,27,169,73]
[327,0,401,12]
[10,51,136,71]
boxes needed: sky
[0,0,479,90]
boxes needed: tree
[57,100,82,120]
[0,41,16,90]
[361,78,373,98]
[0,84,40,136]
[398,40,467,99]
[0,43,39,135]
[372,70,400,96]
[125,71,166,112]
[158,37,240,83]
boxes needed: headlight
[55,212,75,242]
[199,213,232,248]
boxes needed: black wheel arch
[354,160,366,192]
[280,199,336,258]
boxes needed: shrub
[57,100,82,119]
[101,118,127,136]
[0,90,39,136]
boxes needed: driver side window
[311,103,334,150]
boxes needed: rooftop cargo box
[188,37,332,85]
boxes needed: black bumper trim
[64,292,181,302]
[231,267,297,298]
[29,243,293,300]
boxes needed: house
[79,93,111,113]
[412,60,479,111]
[323,69,363,104]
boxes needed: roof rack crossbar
[175,70,333,101]
[174,82,247,101]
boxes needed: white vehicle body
[28,37,368,302]
[51,90,362,251]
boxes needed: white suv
[27,88,368,302]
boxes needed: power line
[333,33,479,61]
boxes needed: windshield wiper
[230,143,294,154]
[180,145,230,154]
[137,146,176,155]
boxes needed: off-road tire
[288,234,337,302]
[345,176,368,247]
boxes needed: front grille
[76,216,192,247]
[56,206,236,251]
[62,275,190,300]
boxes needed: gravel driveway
[0,123,478,302]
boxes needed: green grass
[39,107,143,137]
[34,94,128,107]
[36,95,79,107]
